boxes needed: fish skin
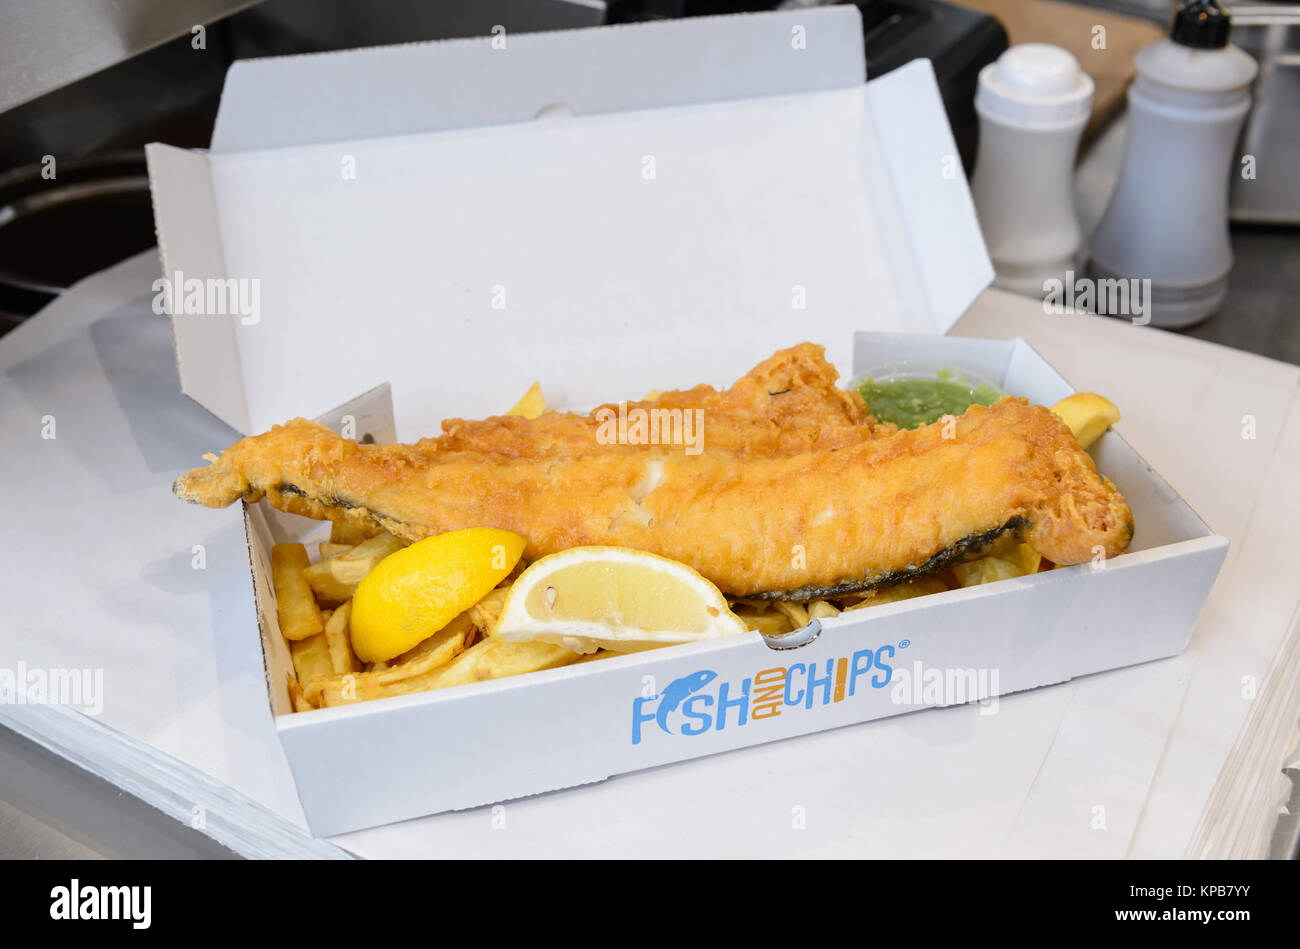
[657,671,718,734]
[173,348,1133,598]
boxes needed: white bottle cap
[976,43,1095,128]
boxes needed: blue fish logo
[656,670,717,734]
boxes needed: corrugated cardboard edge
[144,143,252,433]
[244,502,292,720]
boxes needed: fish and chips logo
[633,647,1004,741]
[632,645,897,744]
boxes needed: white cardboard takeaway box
[247,334,1227,836]
[146,8,1228,836]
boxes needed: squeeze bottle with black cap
[1088,0,1257,327]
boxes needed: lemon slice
[1050,392,1121,450]
[351,528,524,663]
[493,546,749,654]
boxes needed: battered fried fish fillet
[175,353,1134,598]
[434,342,891,458]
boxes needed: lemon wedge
[493,546,749,654]
[1050,392,1121,450]
[350,528,524,663]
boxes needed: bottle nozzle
[1170,0,1232,50]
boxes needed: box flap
[210,9,867,153]
[208,84,925,436]
[144,143,251,433]
[152,9,994,437]
[866,60,993,331]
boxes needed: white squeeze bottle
[1089,0,1257,327]
[970,43,1095,297]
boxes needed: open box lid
[146,7,992,437]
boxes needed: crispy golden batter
[174,345,1133,598]
[433,342,890,458]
